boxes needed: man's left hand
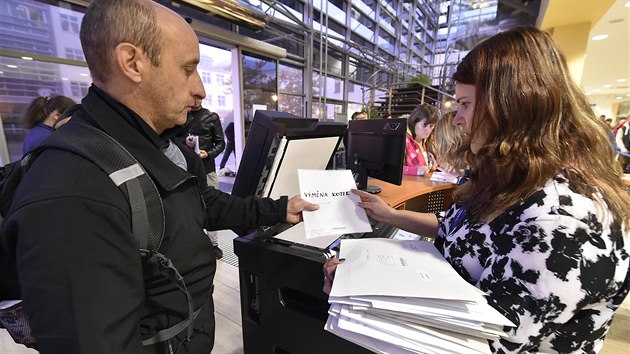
[286,196,319,224]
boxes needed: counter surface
[369,174,455,211]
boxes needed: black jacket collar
[71,85,193,191]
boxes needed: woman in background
[431,110,466,175]
[325,27,630,353]
[403,104,439,175]
[22,95,76,154]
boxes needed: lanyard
[449,207,468,233]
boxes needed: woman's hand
[352,189,396,224]
[323,256,344,294]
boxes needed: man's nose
[192,71,206,100]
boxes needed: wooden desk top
[369,174,455,208]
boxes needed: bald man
[1,1,317,353]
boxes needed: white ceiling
[539,0,630,102]
[581,1,630,98]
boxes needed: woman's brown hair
[452,27,629,223]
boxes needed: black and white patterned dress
[435,175,630,353]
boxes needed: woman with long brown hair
[324,27,630,353]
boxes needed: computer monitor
[232,110,347,199]
[345,118,406,194]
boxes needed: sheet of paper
[298,169,372,237]
[391,229,425,241]
[273,222,341,249]
[268,137,340,199]
[330,239,486,302]
[337,304,491,354]
[351,295,514,327]
[430,171,459,184]
[325,312,421,354]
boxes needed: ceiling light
[593,89,601,93]
[625,2,630,8]
[6,64,17,69]
[20,56,33,61]
[627,94,630,97]
[80,73,88,77]
[618,79,627,83]
[61,77,69,81]
[591,34,608,41]
[616,97,623,100]
[0,71,3,74]
[603,84,612,88]
[585,92,592,96]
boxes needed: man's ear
[113,42,145,84]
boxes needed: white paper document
[298,169,372,238]
[325,238,515,354]
[330,239,485,302]
[272,222,341,249]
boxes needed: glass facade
[0,0,541,165]
[242,52,278,122]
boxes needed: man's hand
[198,149,208,159]
[286,196,319,224]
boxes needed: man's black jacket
[1,86,288,354]
[187,108,225,174]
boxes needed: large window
[0,0,89,163]
[312,101,343,121]
[278,64,303,116]
[60,13,79,33]
[198,44,234,171]
[312,72,344,101]
[242,52,277,122]
[0,56,90,162]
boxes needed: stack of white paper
[326,239,515,354]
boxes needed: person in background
[431,110,466,176]
[324,27,630,353]
[403,104,439,175]
[22,95,76,154]
[351,110,368,120]
[1,0,318,352]
[186,101,226,258]
[614,116,630,173]
[218,121,236,176]
[605,117,613,127]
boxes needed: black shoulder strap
[39,122,199,344]
[40,122,165,251]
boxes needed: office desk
[234,176,456,354]
[370,173,455,212]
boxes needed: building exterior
[0,0,542,165]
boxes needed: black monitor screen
[345,118,406,193]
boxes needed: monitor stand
[353,166,381,194]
